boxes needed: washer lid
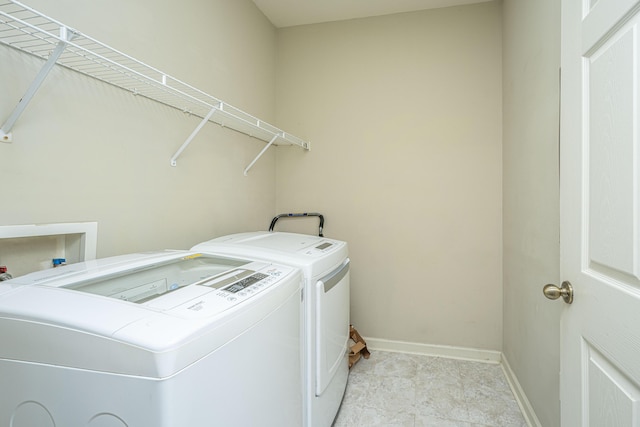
[0,251,291,333]
[58,253,248,304]
[0,251,301,378]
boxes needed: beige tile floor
[333,350,527,427]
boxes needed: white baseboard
[501,355,541,427]
[364,336,502,363]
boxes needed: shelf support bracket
[243,133,281,176]
[170,106,218,166]
[1,26,73,143]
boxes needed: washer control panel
[224,273,268,293]
[167,264,294,318]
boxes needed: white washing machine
[192,231,350,427]
[0,250,303,427]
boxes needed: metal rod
[268,212,325,237]
[243,133,280,176]
[1,26,71,142]
[170,106,218,166]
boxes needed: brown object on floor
[348,325,370,368]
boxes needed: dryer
[192,231,350,427]
[0,250,303,427]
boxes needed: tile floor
[333,350,527,427]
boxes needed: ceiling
[252,0,493,28]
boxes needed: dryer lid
[193,232,348,278]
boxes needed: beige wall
[1,2,563,422]
[502,0,561,425]
[0,0,278,259]
[275,2,503,350]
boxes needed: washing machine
[192,231,350,427]
[0,250,303,427]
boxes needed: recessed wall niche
[0,223,97,278]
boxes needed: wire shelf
[0,0,309,167]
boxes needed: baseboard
[364,336,502,363]
[500,355,542,427]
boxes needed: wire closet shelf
[0,0,309,171]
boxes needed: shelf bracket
[1,26,74,143]
[243,133,281,176]
[170,106,218,166]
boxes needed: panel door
[560,0,640,425]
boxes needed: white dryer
[0,250,303,427]
[192,231,350,427]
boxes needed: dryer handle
[268,212,324,237]
[319,259,350,293]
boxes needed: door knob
[543,281,573,304]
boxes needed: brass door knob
[543,281,573,304]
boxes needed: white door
[559,0,640,425]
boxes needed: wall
[502,0,561,425]
[275,2,503,351]
[0,0,279,261]
[0,1,561,421]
